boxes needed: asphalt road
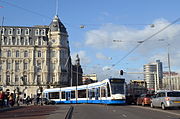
[72,104,180,119]
[0,104,179,119]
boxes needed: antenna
[56,0,59,16]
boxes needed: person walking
[0,89,4,108]
[8,93,14,107]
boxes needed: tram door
[95,88,100,100]
[65,91,71,101]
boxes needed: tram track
[65,105,74,119]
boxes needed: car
[136,94,154,106]
[150,90,180,110]
[32,97,56,105]
[42,98,56,105]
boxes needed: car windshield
[167,92,180,97]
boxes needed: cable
[0,0,52,20]
[111,17,180,68]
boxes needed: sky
[0,0,180,82]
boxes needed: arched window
[24,51,28,57]
[25,28,29,35]
[37,51,41,57]
[16,28,21,35]
[7,50,11,57]
[16,50,19,57]
[35,29,39,36]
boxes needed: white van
[150,90,180,110]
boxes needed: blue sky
[1,0,180,81]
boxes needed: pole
[76,64,78,104]
[153,72,157,92]
[167,44,172,90]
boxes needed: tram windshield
[110,78,125,94]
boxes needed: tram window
[71,91,75,99]
[49,92,59,99]
[61,91,65,99]
[101,87,106,97]
[78,89,86,98]
[89,88,95,99]
[107,83,111,97]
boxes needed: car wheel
[150,102,154,108]
[161,103,166,110]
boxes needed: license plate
[173,101,180,103]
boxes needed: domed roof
[49,15,67,33]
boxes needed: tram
[43,78,126,104]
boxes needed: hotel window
[29,37,33,45]
[41,29,46,36]
[51,51,55,57]
[15,75,18,82]
[20,37,24,45]
[25,28,29,35]
[37,51,41,57]
[37,62,41,72]
[8,28,13,35]
[16,28,21,35]
[16,50,20,57]
[7,50,11,57]
[24,62,28,70]
[6,75,10,85]
[15,62,19,71]
[0,62,2,71]
[12,37,16,45]
[37,75,41,85]
[0,75,1,82]
[25,38,28,45]
[4,37,7,45]
[16,37,20,45]
[7,62,11,70]
[1,28,5,35]
[38,37,42,45]
[35,29,39,36]
[24,51,28,57]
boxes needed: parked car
[150,90,180,110]
[32,97,56,105]
[136,94,154,106]
[42,98,56,105]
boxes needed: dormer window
[0,28,5,35]
[35,29,39,36]
[16,28,21,35]
[25,28,29,35]
[8,28,13,35]
[41,29,46,36]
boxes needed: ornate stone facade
[0,15,72,97]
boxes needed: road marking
[130,105,180,116]
[122,114,127,118]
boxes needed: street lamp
[158,39,172,90]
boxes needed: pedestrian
[26,96,31,105]
[4,91,9,107]
[0,89,4,108]
[8,93,14,107]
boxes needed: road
[72,104,180,119]
[0,104,179,119]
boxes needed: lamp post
[158,39,172,90]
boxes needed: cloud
[85,18,180,55]
[96,52,112,60]
[71,51,91,65]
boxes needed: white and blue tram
[43,78,126,104]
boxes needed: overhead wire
[0,0,52,20]
[111,17,180,68]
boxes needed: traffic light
[120,70,123,75]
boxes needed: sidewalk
[0,105,22,112]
